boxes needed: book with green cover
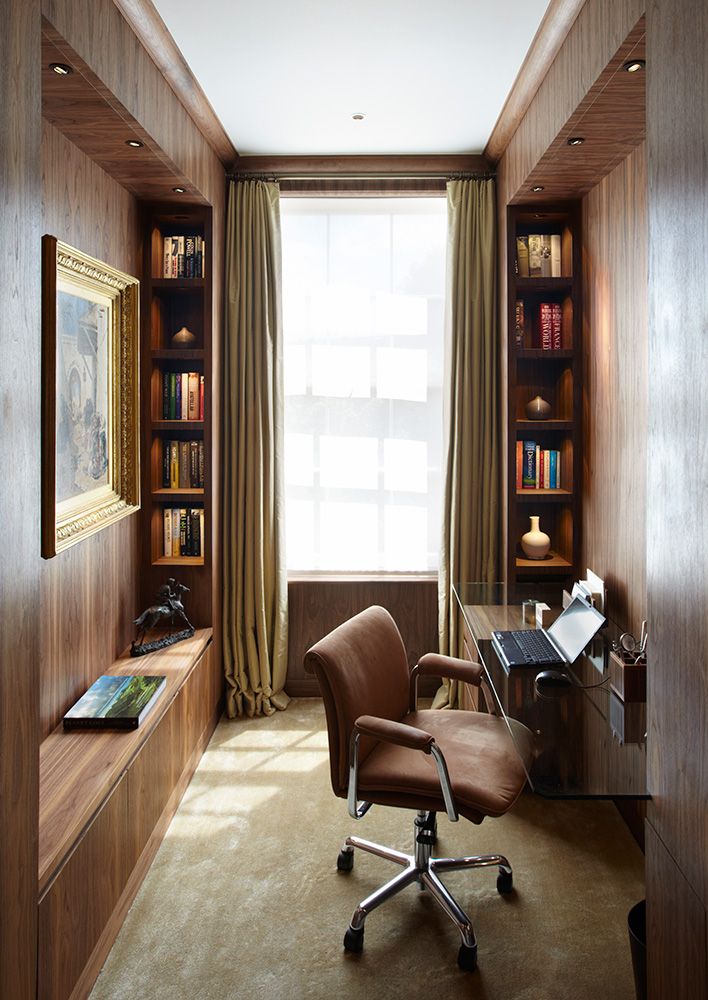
[63,675,166,730]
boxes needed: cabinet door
[38,776,131,1000]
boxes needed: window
[281,197,446,573]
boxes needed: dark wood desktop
[454,584,648,800]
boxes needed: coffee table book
[63,675,167,730]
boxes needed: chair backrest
[304,606,411,798]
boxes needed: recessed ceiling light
[532,185,544,192]
[125,139,143,148]
[50,63,72,76]
[567,136,585,146]
[172,186,186,194]
[623,59,645,73]
[352,113,365,121]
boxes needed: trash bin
[628,899,647,1000]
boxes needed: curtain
[222,180,289,717]
[434,178,500,709]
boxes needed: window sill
[287,572,437,584]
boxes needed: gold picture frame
[42,236,140,558]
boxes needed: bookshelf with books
[507,203,581,582]
[141,204,213,609]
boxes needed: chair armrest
[417,653,484,687]
[355,715,434,753]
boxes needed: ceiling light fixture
[172,186,186,194]
[50,62,72,76]
[125,139,143,148]
[567,136,585,146]
[352,113,365,121]
[623,59,645,73]
[532,185,544,192]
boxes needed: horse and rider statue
[131,578,195,656]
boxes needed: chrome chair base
[338,811,512,971]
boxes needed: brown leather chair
[304,605,534,972]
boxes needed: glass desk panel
[453,582,648,800]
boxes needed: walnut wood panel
[0,3,41,997]
[485,0,586,163]
[646,822,708,1000]
[233,154,491,177]
[287,579,439,696]
[41,0,225,210]
[42,27,206,204]
[646,1,708,992]
[497,0,645,203]
[519,24,645,203]
[38,629,212,894]
[40,121,142,739]
[112,0,237,167]
[38,776,131,1000]
[582,144,647,631]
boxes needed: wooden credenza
[38,629,220,1000]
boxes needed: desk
[454,583,648,800]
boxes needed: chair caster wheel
[457,943,477,972]
[497,870,513,894]
[343,926,364,953]
[337,849,354,872]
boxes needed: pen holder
[609,649,646,703]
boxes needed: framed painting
[42,236,140,558]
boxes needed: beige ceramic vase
[521,515,551,560]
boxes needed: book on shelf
[520,442,562,490]
[63,674,166,730]
[516,233,564,278]
[514,300,525,347]
[161,235,206,279]
[535,302,563,349]
[161,440,204,489]
[163,507,204,558]
[162,372,204,420]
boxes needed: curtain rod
[226,172,495,182]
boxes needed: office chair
[304,605,534,972]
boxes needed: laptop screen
[547,596,606,663]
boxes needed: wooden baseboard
[68,704,221,1000]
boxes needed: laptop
[491,595,606,669]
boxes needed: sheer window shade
[281,197,446,573]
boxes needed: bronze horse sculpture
[131,578,195,655]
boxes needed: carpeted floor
[90,700,644,1000]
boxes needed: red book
[551,303,562,349]
[539,302,553,350]
[539,449,545,488]
[516,441,522,489]
[199,375,205,420]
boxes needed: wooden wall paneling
[0,3,41,997]
[498,0,645,203]
[38,776,131,1000]
[287,579,439,696]
[40,121,142,739]
[234,154,490,178]
[485,0,586,163]
[646,1,708,993]
[41,0,225,210]
[112,0,237,167]
[581,143,647,631]
[646,823,708,1000]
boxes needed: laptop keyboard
[508,629,559,663]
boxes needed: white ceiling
[153,0,551,157]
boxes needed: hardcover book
[63,675,166,730]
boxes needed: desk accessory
[609,649,646,702]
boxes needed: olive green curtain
[222,180,289,717]
[434,178,500,710]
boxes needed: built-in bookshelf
[506,203,581,583]
[141,205,213,616]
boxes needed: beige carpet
[90,700,644,1000]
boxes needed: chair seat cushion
[357,709,533,823]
